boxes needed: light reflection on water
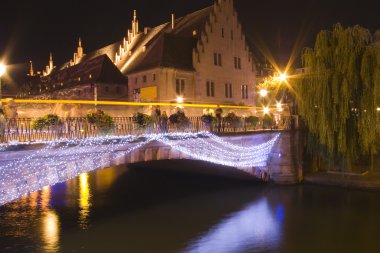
[183,198,282,253]
[79,173,91,230]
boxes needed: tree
[295,24,380,171]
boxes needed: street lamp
[259,89,268,97]
[0,64,6,107]
[176,96,184,103]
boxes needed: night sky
[0,0,379,82]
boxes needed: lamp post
[0,64,6,107]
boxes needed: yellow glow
[276,102,282,109]
[279,73,287,82]
[79,173,91,230]
[42,210,60,253]
[41,186,51,209]
[377,107,380,111]
[176,96,184,103]
[259,89,268,97]
[263,107,270,114]
[0,64,5,77]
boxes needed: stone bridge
[0,131,302,206]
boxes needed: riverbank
[304,172,380,190]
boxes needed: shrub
[86,110,114,131]
[223,112,241,127]
[32,114,62,130]
[262,114,275,129]
[245,116,259,126]
[169,110,189,127]
[133,112,153,128]
[201,114,215,125]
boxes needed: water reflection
[41,210,60,253]
[183,198,282,253]
[79,173,91,230]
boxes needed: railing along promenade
[1,116,291,143]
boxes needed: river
[0,161,379,253]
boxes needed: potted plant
[169,109,190,130]
[86,110,114,134]
[223,112,241,130]
[32,114,62,131]
[133,112,153,128]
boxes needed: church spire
[29,60,34,77]
[49,52,53,71]
[132,10,139,36]
[77,37,83,59]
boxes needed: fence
[0,116,291,143]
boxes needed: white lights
[279,73,287,82]
[0,64,5,77]
[259,89,268,97]
[176,96,184,103]
[377,108,380,112]
[0,132,280,206]
[276,102,283,112]
[263,107,270,114]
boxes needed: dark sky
[0,0,379,75]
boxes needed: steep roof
[29,54,127,95]
[61,6,213,75]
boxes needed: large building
[22,0,257,106]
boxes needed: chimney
[171,14,175,31]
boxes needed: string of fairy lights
[0,131,280,206]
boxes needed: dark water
[1,161,380,253]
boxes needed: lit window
[176,79,185,95]
[193,30,197,36]
[206,81,215,97]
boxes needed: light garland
[0,132,280,206]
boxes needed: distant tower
[49,52,54,71]
[28,60,34,77]
[132,10,139,36]
[77,37,83,59]
[44,52,54,76]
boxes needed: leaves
[295,24,380,170]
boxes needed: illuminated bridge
[0,131,299,206]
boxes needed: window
[214,53,222,66]
[143,75,147,83]
[234,57,241,69]
[206,81,215,97]
[221,28,224,38]
[116,86,121,93]
[105,86,109,93]
[231,30,234,40]
[152,73,156,81]
[241,85,248,99]
[225,83,232,98]
[135,77,138,84]
[176,79,185,95]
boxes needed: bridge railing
[0,116,291,143]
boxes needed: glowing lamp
[176,96,184,103]
[0,64,5,77]
[279,73,287,82]
[259,89,268,97]
[263,107,270,114]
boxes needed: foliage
[245,116,259,126]
[133,112,153,128]
[201,114,216,125]
[224,112,241,127]
[32,114,62,130]
[86,110,114,131]
[262,114,275,129]
[294,23,380,170]
[169,110,190,127]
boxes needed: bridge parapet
[0,131,300,206]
